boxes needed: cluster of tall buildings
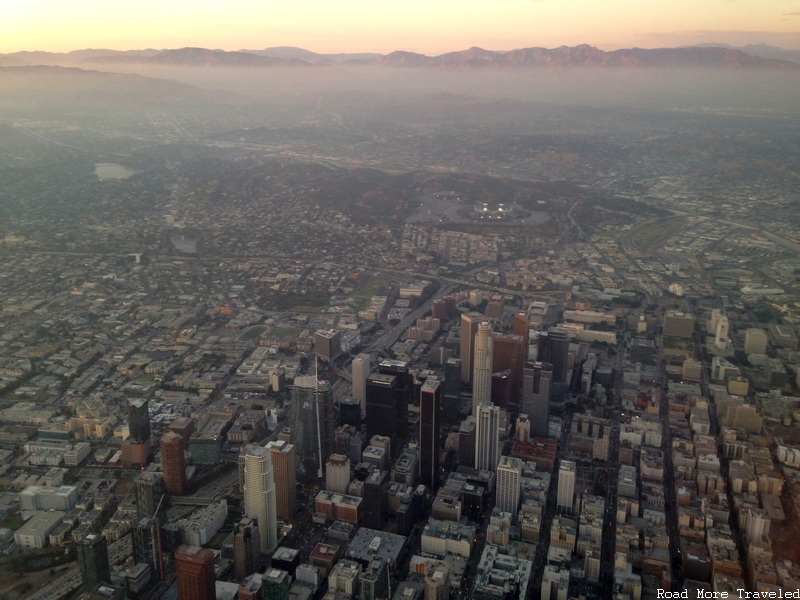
[100,300,575,600]
[458,311,569,475]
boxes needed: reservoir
[95,163,138,180]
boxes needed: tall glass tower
[242,446,277,552]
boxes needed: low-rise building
[14,511,64,549]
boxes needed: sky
[2,0,800,54]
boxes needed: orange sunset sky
[2,0,800,54]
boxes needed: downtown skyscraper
[496,456,522,516]
[557,460,576,516]
[292,375,335,477]
[266,440,296,520]
[77,534,111,593]
[522,361,553,439]
[539,327,569,408]
[233,517,261,581]
[351,353,371,412]
[175,545,216,600]
[242,445,277,553]
[460,311,483,383]
[419,377,442,489]
[475,403,500,473]
[472,321,493,416]
[161,430,186,496]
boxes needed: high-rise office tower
[135,472,166,521]
[460,312,484,383]
[242,446,278,553]
[485,296,505,320]
[363,469,388,529]
[491,370,512,409]
[496,456,522,516]
[78,534,111,593]
[444,295,456,316]
[133,517,165,581]
[492,334,525,405]
[315,329,341,362]
[352,353,371,412]
[339,397,362,428]
[128,398,151,443]
[160,522,184,559]
[123,398,152,468]
[292,375,335,477]
[522,362,553,438]
[475,403,500,473]
[165,417,194,450]
[431,298,448,320]
[420,377,442,489]
[459,417,476,469]
[540,328,569,407]
[557,460,576,516]
[443,357,462,399]
[377,359,411,452]
[472,322,493,415]
[233,517,261,582]
[266,440,296,520]
[365,373,399,457]
[513,311,529,348]
[326,453,351,494]
[175,545,216,600]
[161,431,186,496]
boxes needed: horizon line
[2,40,794,56]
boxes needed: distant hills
[686,43,800,66]
[86,47,313,67]
[242,46,383,64]
[1,43,799,70]
[374,45,800,69]
[0,65,249,112]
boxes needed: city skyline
[2,0,799,594]
[3,1,800,54]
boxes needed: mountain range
[1,44,799,70]
[685,43,800,66]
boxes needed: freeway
[367,284,457,355]
[28,535,132,600]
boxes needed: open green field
[0,514,24,531]
[238,325,267,342]
[631,218,687,252]
[294,305,325,314]
[353,276,391,311]
[269,326,303,338]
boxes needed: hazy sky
[3,0,800,54]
